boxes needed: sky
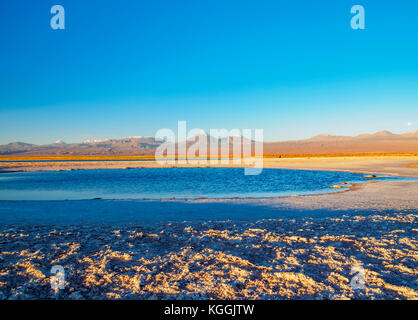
[0,0,418,144]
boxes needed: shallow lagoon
[0,167,415,201]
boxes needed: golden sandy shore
[1,155,418,177]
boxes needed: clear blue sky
[0,0,418,144]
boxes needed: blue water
[0,168,415,201]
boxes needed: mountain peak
[7,141,34,147]
[374,130,394,136]
[307,134,340,141]
[52,140,66,145]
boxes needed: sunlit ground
[0,211,417,300]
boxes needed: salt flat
[0,204,416,300]
[0,157,417,300]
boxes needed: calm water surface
[0,168,415,200]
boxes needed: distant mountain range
[1,130,417,156]
[0,137,162,156]
[264,130,418,154]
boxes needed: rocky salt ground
[0,211,417,300]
